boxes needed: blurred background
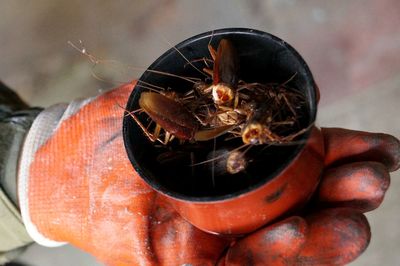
[1,0,399,265]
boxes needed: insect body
[208,39,239,106]
[139,92,198,141]
[205,148,248,176]
[226,150,248,174]
[128,91,235,145]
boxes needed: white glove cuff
[18,98,93,247]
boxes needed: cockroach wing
[139,92,198,140]
[194,125,235,141]
[213,39,240,88]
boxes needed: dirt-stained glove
[18,82,399,266]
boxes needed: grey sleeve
[0,81,42,262]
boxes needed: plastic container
[123,28,324,235]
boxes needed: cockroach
[226,150,248,174]
[242,120,309,145]
[125,91,237,145]
[204,148,248,176]
[194,38,239,106]
[239,81,309,145]
[138,91,198,142]
[189,39,254,136]
[207,38,240,106]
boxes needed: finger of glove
[225,216,307,266]
[296,208,370,266]
[322,127,400,171]
[151,197,229,266]
[317,161,390,212]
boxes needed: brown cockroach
[137,91,198,142]
[200,88,308,146]
[239,81,310,145]
[242,118,310,145]
[211,149,248,175]
[201,146,249,178]
[207,38,240,106]
[125,91,236,145]
[193,38,239,106]
[226,150,248,174]
[190,38,252,133]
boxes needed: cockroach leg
[184,58,214,69]
[168,42,209,78]
[208,44,217,61]
[190,152,195,179]
[163,130,175,145]
[123,108,167,144]
[282,93,296,116]
[202,57,213,69]
[136,79,166,92]
[281,72,297,86]
[281,123,314,142]
[211,138,217,188]
[271,120,295,126]
[203,67,214,77]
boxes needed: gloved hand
[18,82,400,266]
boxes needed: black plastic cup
[122,29,322,234]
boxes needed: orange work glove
[18,82,400,266]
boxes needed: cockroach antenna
[68,40,99,66]
[161,36,209,78]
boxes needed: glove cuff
[18,103,69,247]
[18,98,93,247]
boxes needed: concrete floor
[1,1,399,265]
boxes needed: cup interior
[123,28,318,202]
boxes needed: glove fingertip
[225,216,307,266]
[318,161,390,212]
[297,208,370,266]
[384,133,400,171]
[321,128,400,172]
